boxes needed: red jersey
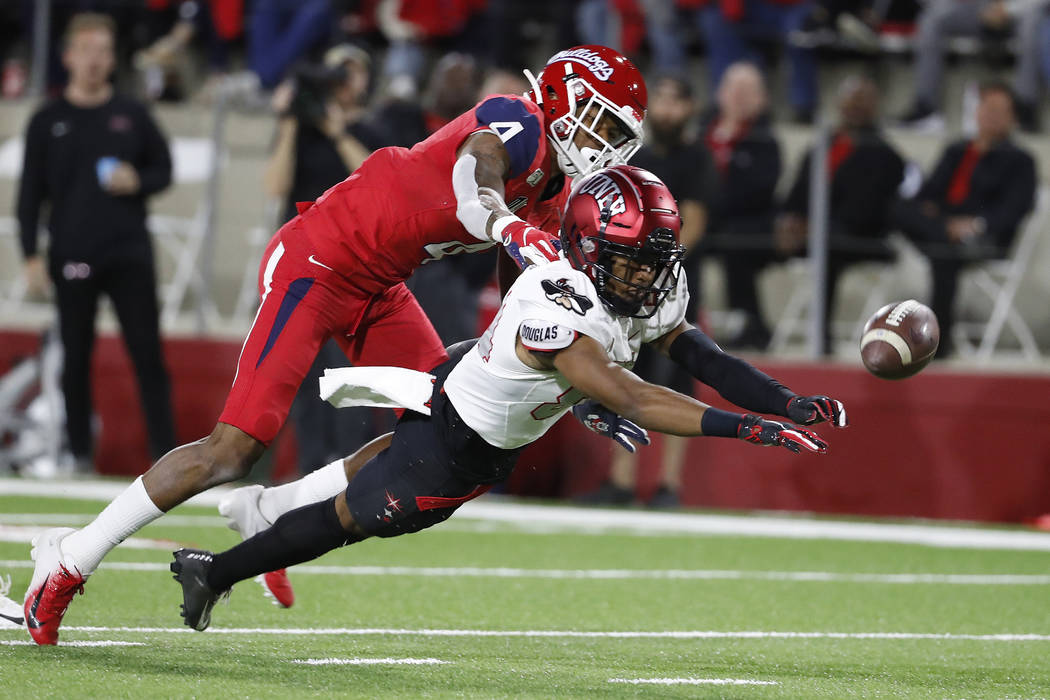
[295,95,562,295]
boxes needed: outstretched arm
[651,322,848,427]
[549,335,826,453]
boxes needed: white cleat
[218,484,270,539]
[217,485,294,608]
[0,574,25,628]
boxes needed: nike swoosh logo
[26,574,47,628]
[0,612,24,626]
[307,255,334,271]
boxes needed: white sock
[61,476,163,576]
[257,458,349,524]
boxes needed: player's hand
[786,395,848,427]
[24,256,51,300]
[105,162,141,195]
[572,400,651,453]
[503,227,561,269]
[737,414,828,454]
[477,187,511,218]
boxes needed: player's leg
[225,333,480,540]
[24,239,337,644]
[342,282,449,372]
[222,432,392,538]
[174,412,483,630]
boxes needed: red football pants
[218,224,448,445]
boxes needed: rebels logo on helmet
[577,173,626,218]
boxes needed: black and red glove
[786,395,848,428]
[738,414,828,454]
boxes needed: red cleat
[259,569,294,608]
[23,528,86,645]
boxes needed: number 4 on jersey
[490,121,524,143]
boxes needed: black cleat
[171,548,228,631]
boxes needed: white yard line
[4,477,1050,551]
[0,559,1044,585]
[1,627,1047,642]
[0,514,226,528]
[0,527,179,550]
[0,478,235,507]
[0,640,144,647]
[609,678,778,686]
[292,658,448,665]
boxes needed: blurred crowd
[4,1,1044,501]
[2,0,1050,126]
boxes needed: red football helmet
[524,45,647,179]
[561,165,684,318]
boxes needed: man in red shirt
[23,45,648,645]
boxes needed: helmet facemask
[548,79,643,179]
[565,211,684,318]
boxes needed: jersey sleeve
[473,96,544,179]
[641,268,689,343]
[514,266,611,350]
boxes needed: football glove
[572,400,651,453]
[786,395,848,427]
[500,220,562,270]
[738,414,828,454]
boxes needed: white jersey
[443,258,688,449]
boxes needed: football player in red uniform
[22,46,648,645]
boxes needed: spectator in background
[16,13,176,473]
[376,0,488,98]
[697,0,819,122]
[263,44,391,474]
[477,66,529,100]
[897,0,1050,132]
[374,52,481,149]
[776,75,904,351]
[576,0,687,74]
[134,0,246,101]
[892,81,1036,356]
[578,74,715,508]
[700,63,781,350]
[265,44,389,222]
[250,0,334,89]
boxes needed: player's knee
[199,425,264,482]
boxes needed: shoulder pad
[474,96,543,178]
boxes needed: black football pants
[51,255,176,462]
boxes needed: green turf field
[2,485,1050,699]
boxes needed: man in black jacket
[16,13,176,472]
[892,81,1037,356]
[700,62,782,350]
[777,76,904,351]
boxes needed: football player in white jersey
[171,165,847,631]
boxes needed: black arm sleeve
[668,328,795,416]
[16,111,47,258]
[134,104,173,196]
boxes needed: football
[860,300,940,380]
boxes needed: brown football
[860,300,940,380]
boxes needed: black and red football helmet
[561,165,684,318]
[525,45,647,178]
